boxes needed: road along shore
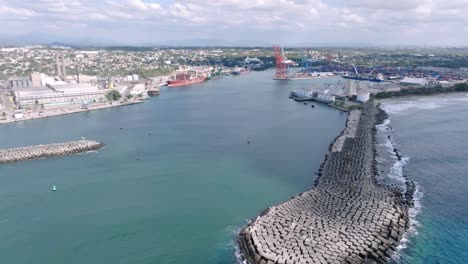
[238,102,411,264]
[0,140,103,164]
[0,101,143,125]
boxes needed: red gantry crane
[273,45,288,79]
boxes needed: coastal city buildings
[1,45,467,124]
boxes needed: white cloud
[0,0,468,45]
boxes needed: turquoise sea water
[381,95,468,264]
[0,70,347,264]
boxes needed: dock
[238,102,410,264]
[0,140,103,164]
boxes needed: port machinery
[273,45,334,81]
[273,45,289,80]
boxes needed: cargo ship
[342,73,385,82]
[167,73,206,87]
[342,65,385,82]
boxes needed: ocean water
[379,94,468,264]
[0,70,347,264]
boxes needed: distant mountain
[152,38,273,47]
[0,34,275,48]
[0,35,436,49]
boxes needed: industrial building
[400,77,429,87]
[7,76,32,88]
[14,84,106,108]
[357,92,370,103]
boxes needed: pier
[0,140,103,164]
[238,103,410,264]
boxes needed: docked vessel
[167,73,206,87]
[146,82,160,96]
[342,73,385,82]
[275,71,334,80]
[231,67,251,75]
[342,65,385,82]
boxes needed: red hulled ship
[167,73,206,87]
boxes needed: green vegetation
[106,90,121,101]
[374,83,468,99]
[336,101,345,107]
[347,105,363,111]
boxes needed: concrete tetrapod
[0,140,103,164]
[238,102,410,264]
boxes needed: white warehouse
[14,84,106,108]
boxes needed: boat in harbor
[167,73,207,87]
[342,64,385,82]
[231,67,251,75]
[342,73,385,82]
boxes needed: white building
[316,93,336,103]
[400,77,429,87]
[130,83,146,96]
[14,84,106,108]
[344,80,358,96]
[8,77,32,88]
[357,92,370,103]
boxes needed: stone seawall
[238,102,409,264]
[0,140,103,164]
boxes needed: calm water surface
[0,70,347,264]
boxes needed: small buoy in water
[52,185,57,192]
[120,127,123,130]
[311,105,315,108]
[247,141,250,144]
[304,102,307,105]
[148,132,152,136]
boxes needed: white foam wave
[382,101,444,114]
[376,114,424,263]
[387,156,410,183]
[376,118,391,129]
[226,225,248,264]
[382,94,468,114]
[234,244,248,264]
[376,118,396,154]
[77,150,97,155]
[391,184,423,262]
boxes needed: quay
[238,102,410,264]
[0,140,103,164]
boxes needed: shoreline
[0,101,144,125]
[238,102,413,264]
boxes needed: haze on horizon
[1,0,468,47]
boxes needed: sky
[0,0,468,46]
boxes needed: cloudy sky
[1,0,467,46]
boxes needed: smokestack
[61,56,67,81]
[75,64,80,84]
[56,56,61,77]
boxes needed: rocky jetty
[0,140,103,164]
[238,102,409,264]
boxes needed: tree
[106,90,121,101]
[455,83,468,92]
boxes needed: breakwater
[0,140,103,163]
[238,102,410,264]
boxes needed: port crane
[273,45,289,79]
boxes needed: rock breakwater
[238,102,409,264]
[0,140,103,164]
